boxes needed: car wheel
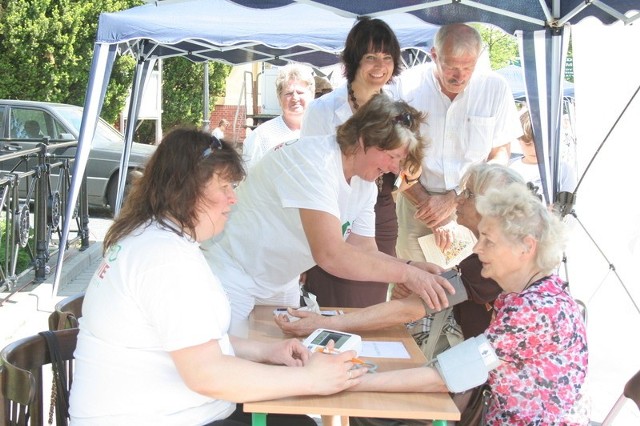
[107,170,143,214]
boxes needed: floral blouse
[484,274,589,425]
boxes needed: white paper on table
[360,341,410,359]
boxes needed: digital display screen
[311,330,350,349]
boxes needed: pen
[316,347,366,365]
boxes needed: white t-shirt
[301,84,393,137]
[390,63,523,191]
[509,158,577,194]
[243,115,299,169]
[202,136,377,319]
[301,84,352,136]
[212,127,224,140]
[70,222,235,425]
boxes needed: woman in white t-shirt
[242,64,315,170]
[69,128,366,426]
[203,93,456,327]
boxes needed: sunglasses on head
[393,112,413,128]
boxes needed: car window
[10,108,53,140]
[53,105,124,144]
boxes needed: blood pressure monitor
[302,328,362,356]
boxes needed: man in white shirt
[391,23,522,260]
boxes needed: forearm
[350,366,448,393]
[173,343,318,403]
[315,240,411,284]
[325,297,426,332]
[230,337,273,362]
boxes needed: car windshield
[52,105,124,144]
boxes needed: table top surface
[243,306,460,421]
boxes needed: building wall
[209,63,262,145]
[210,62,287,145]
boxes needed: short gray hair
[461,163,525,196]
[433,23,482,58]
[475,183,567,273]
[275,64,315,97]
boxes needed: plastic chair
[48,292,84,331]
[0,328,78,425]
[599,369,640,425]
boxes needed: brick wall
[210,105,250,144]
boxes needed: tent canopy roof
[99,0,439,67]
[229,0,639,34]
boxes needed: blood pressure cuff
[434,334,501,393]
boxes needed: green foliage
[135,59,231,144]
[0,0,142,122]
[0,0,232,143]
[0,215,33,275]
[162,59,231,129]
[476,24,519,70]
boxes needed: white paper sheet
[360,341,411,359]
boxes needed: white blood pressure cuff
[434,334,501,393]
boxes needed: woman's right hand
[402,266,454,312]
[305,350,367,395]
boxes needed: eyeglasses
[460,188,475,199]
[203,136,223,158]
[393,112,413,128]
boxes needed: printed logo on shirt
[107,244,121,262]
[342,221,352,239]
[96,261,110,280]
[272,138,299,152]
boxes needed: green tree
[476,24,519,70]
[0,0,141,122]
[135,59,231,144]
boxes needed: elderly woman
[69,129,366,425]
[300,17,407,308]
[346,182,588,425]
[243,63,315,169]
[202,93,454,326]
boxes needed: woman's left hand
[263,338,310,367]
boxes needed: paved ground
[0,213,112,349]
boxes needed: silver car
[0,99,156,211]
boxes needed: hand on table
[306,349,368,395]
[274,308,328,337]
[262,338,312,366]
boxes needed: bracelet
[404,175,420,185]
